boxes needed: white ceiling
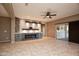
[0,4,9,17]
[13,3,79,22]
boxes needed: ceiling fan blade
[43,16,47,19]
[41,14,47,16]
[51,14,56,16]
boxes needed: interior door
[0,18,11,42]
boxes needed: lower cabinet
[15,34,25,41]
[15,33,43,41]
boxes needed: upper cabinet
[19,19,42,33]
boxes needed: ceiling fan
[41,10,56,19]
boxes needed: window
[56,23,69,40]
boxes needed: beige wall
[46,14,79,38]
[0,16,11,42]
[46,22,56,38]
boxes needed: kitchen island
[15,32,43,41]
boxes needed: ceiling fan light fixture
[47,16,49,18]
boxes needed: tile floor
[0,37,79,56]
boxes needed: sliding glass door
[56,23,69,41]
